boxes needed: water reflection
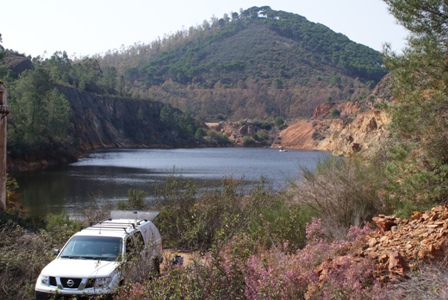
[15,148,328,217]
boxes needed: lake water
[15,147,329,218]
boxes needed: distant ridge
[99,6,387,121]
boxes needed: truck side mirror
[53,249,60,255]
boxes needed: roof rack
[79,211,160,234]
[110,210,159,221]
[81,222,137,234]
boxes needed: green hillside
[98,6,386,121]
[0,6,389,161]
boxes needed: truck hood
[41,258,119,278]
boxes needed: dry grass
[162,249,205,268]
[388,259,448,299]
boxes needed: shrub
[289,156,383,238]
[244,246,313,299]
[153,175,200,250]
[382,141,447,217]
[117,189,148,210]
[74,194,113,224]
[6,174,21,213]
[305,255,386,300]
[301,220,387,300]
[330,108,341,118]
[206,130,230,145]
[274,117,285,128]
[44,213,81,247]
[154,175,313,252]
[116,263,207,300]
[242,136,256,146]
[248,200,315,252]
[119,218,384,300]
[0,214,81,300]
[0,222,50,300]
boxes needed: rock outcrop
[2,52,34,76]
[275,75,393,156]
[57,85,204,152]
[367,206,448,282]
[313,205,448,290]
[275,101,390,156]
[8,85,203,171]
[206,121,268,146]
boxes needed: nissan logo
[67,279,75,288]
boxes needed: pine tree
[382,0,448,214]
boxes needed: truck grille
[48,277,96,289]
[60,277,82,288]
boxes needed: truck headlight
[40,275,49,285]
[95,277,112,288]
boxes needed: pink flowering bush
[303,220,389,300]
[241,218,381,300]
[244,246,316,299]
[305,256,387,300]
[116,218,390,300]
[115,263,207,300]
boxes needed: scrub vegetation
[3,0,448,299]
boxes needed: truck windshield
[60,236,122,261]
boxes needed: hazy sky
[1,0,409,58]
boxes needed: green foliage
[272,77,283,89]
[128,188,147,210]
[0,214,82,300]
[92,6,382,121]
[290,156,383,238]
[330,108,341,118]
[6,174,18,196]
[205,130,230,145]
[44,213,81,247]
[153,175,200,249]
[254,130,269,143]
[194,127,206,139]
[154,175,311,253]
[8,67,72,157]
[380,0,448,215]
[249,198,314,251]
[273,116,285,127]
[117,220,387,300]
[140,6,386,86]
[381,142,446,217]
[159,104,202,141]
[242,136,256,146]
[117,189,148,210]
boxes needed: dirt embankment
[275,101,390,156]
[274,74,393,156]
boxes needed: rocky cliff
[2,52,34,76]
[275,102,390,156]
[8,85,206,171]
[57,85,203,152]
[274,75,392,156]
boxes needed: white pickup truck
[35,210,163,299]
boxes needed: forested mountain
[96,6,387,121]
[0,5,388,165]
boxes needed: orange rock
[373,216,397,232]
[411,211,423,220]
